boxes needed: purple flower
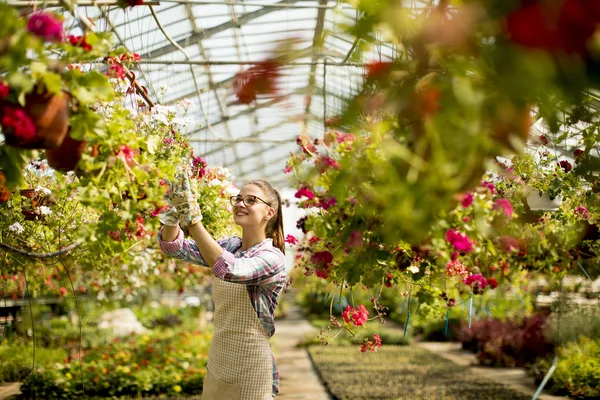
[27,12,64,42]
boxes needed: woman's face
[231,184,274,228]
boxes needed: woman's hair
[246,180,285,253]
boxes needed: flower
[347,230,364,248]
[461,193,474,208]
[493,198,514,218]
[463,273,489,294]
[487,277,498,289]
[59,287,67,296]
[539,134,549,145]
[285,234,298,245]
[295,187,315,200]
[310,251,333,266]
[1,106,37,142]
[365,61,392,81]
[283,165,293,174]
[360,334,382,352]
[498,235,520,252]
[39,206,52,216]
[68,35,92,51]
[0,82,9,98]
[575,206,589,219]
[573,148,585,160]
[558,160,572,173]
[445,260,469,278]
[8,222,24,234]
[445,229,474,253]
[408,265,420,274]
[342,305,369,326]
[480,181,495,194]
[316,155,341,173]
[108,64,127,80]
[27,11,64,42]
[117,145,136,165]
[317,196,337,210]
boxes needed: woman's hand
[169,167,203,228]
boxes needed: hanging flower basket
[2,91,69,149]
[526,190,563,211]
[45,131,87,172]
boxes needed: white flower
[39,206,52,216]
[178,98,194,111]
[172,117,193,127]
[223,186,239,198]
[182,361,190,370]
[9,222,24,234]
[35,187,52,196]
[208,179,222,187]
[408,265,420,274]
[159,84,170,94]
[154,104,176,115]
[97,290,106,301]
[152,113,170,125]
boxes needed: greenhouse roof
[55,0,409,189]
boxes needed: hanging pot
[3,90,69,149]
[45,131,87,172]
[526,190,562,211]
[0,171,11,203]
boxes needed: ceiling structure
[78,0,403,189]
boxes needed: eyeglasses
[229,195,271,207]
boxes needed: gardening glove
[167,165,203,229]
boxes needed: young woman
[158,177,287,400]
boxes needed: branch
[0,241,81,259]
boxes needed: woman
[158,176,287,400]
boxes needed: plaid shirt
[158,229,287,395]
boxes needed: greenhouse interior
[0,0,599,399]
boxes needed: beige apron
[202,277,273,400]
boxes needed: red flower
[365,62,392,81]
[539,134,549,145]
[461,193,474,208]
[283,165,292,174]
[117,145,136,165]
[384,273,393,288]
[1,106,37,142]
[68,35,92,51]
[108,64,127,80]
[0,82,9,98]
[342,305,369,326]
[445,229,474,253]
[233,60,282,104]
[295,187,315,200]
[27,11,64,42]
[487,277,499,289]
[285,234,298,245]
[558,160,573,173]
[120,52,141,62]
[360,334,382,352]
[310,250,333,266]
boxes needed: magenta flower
[575,206,589,219]
[445,229,474,253]
[463,274,489,294]
[310,250,333,266]
[0,82,9,98]
[462,193,474,208]
[480,181,495,194]
[317,196,337,210]
[285,234,298,245]
[347,230,364,248]
[27,12,64,42]
[295,187,315,200]
[493,198,514,218]
[316,155,341,172]
[283,165,292,174]
[1,106,37,141]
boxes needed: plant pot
[46,132,87,172]
[526,191,562,211]
[0,171,11,203]
[3,91,69,149]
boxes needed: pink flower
[360,334,382,352]
[498,235,520,252]
[317,197,337,210]
[27,12,64,42]
[285,234,298,245]
[347,230,364,248]
[337,133,356,144]
[283,165,292,174]
[1,106,37,141]
[575,206,589,219]
[342,305,369,326]
[316,155,341,173]
[59,287,67,296]
[117,145,135,165]
[445,229,474,253]
[295,187,315,200]
[480,181,495,194]
[0,82,9,98]
[108,64,127,80]
[445,260,470,278]
[493,198,514,218]
[461,193,474,208]
[310,251,333,266]
[191,156,207,179]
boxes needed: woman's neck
[241,228,267,251]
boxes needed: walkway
[274,300,332,400]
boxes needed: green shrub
[534,337,600,399]
[0,343,67,382]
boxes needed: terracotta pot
[46,133,87,172]
[3,91,70,149]
[0,171,11,203]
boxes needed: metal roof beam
[140,0,305,60]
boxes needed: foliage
[534,337,600,399]
[308,345,531,400]
[544,307,600,346]
[0,343,67,383]
[456,314,554,367]
[18,328,212,398]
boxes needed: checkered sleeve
[212,248,285,284]
[158,228,234,267]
